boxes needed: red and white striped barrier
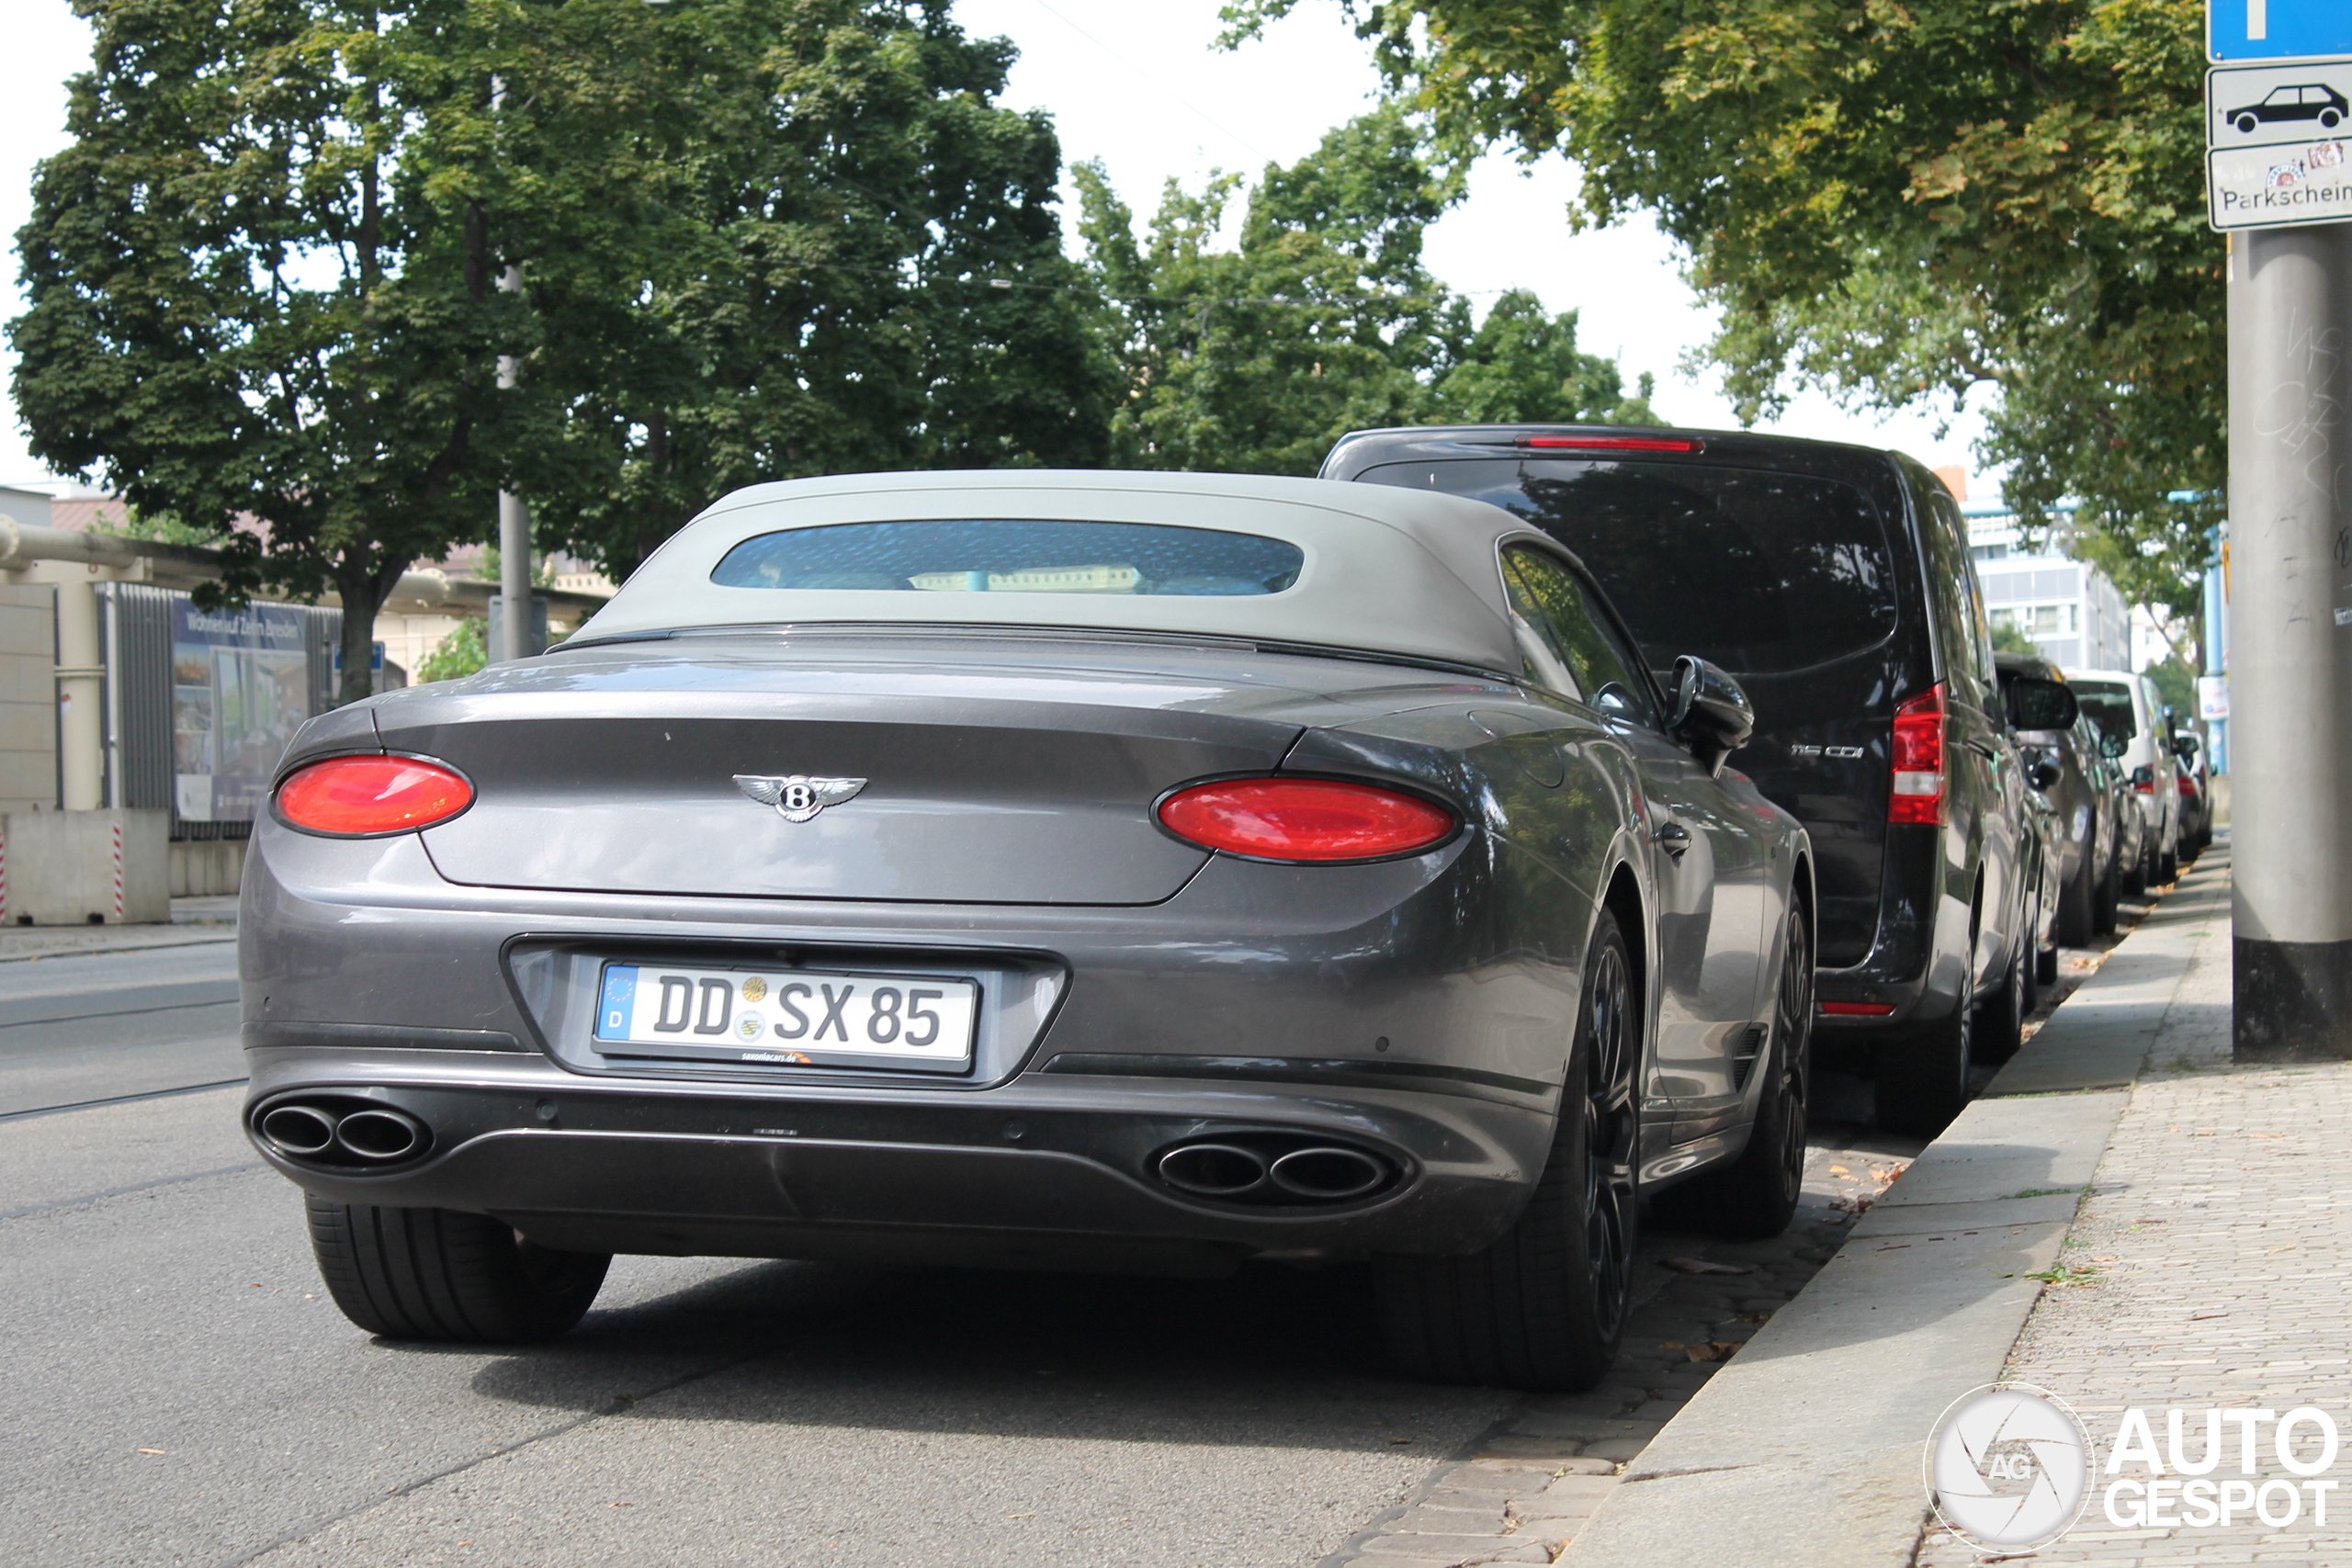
[111,820,123,922]
[0,830,8,924]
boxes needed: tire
[2324,108,2343,129]
[2035,934,2060,987]
[306,1196,610,1343]
[1876,994,1971,1137]
[1376,909,1639,1392]
[2236,113,2258,133]
[2093,852,2120,936]
[1674,903,1813,1241]
[1973,923,2029,1066]
[2122,830,2146,897]
[2054,850,2096,947]
[2159,845,2178,885]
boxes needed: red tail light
[1820,1001,1897,1017]
[276,755,473,837]
[1889,684,1947,825]
[1521,434,1702,453]
[2177,774,2197,797]
[1157,778,1455,863]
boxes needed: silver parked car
[242,471,1815,1393]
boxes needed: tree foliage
[13,0,1115,691]
[14,0,518,701]
[1223,0,2220,617]
[517,0,1118,581]
[1078,108,1653,475]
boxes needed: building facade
[1962,502,2133,672]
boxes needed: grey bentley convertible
[244,470,1815,1392]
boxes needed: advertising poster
[171,600,311,821]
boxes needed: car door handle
[1655,822,1692,857]
[1962,739,2002,761]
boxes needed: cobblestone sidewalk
[1920,840,2352,1565]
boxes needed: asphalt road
[0,942,1521,1568]
[8,906,2128,1568]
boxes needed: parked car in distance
[1319,424,2032,1135]
[244,469,1819,1396]
[2173,728,2212,857]
[2066,669,2180,889]
[1996,652,2118,948]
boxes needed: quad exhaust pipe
[1156,1137,1395,1205]
[256,1100,429,1165]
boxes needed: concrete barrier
[0,808,170,924]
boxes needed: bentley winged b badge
[733,773,867,824]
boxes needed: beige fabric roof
[574,470,1547,673]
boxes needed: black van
[1320,425,2031,1134]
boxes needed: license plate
[592,963,980,1072]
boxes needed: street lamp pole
[495,265,531,665]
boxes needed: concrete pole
[52,574,103,810]
[2229,222,2352,1059]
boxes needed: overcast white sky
[1,0,1997,494]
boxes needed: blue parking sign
[2211,0,2352,62]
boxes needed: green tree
[1223,0,2219,619]
[1079,108,1652,475]
[13,0,522,704]
[1434,288,1656,425]
[2143,653,2195,720]
[14,0,1117,693]
[517,0,1119,581]
[1991,620,2041,657]
[416,615,487,682]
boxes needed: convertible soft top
[571,470,1544,673]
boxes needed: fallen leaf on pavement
[135,1449,164,1456]
[1685,1343,1739,1363]
[1659,1257,1757,1275]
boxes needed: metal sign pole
[2209,2,2352,1057]
[2228,221,2352,1058]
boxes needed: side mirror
[2098,731,2127,761]
[2027,754,2063,792]
[2171,734,2199,761]
[1668,655,1754,775]
[2131,763,2155,789]
[2005,676,2079,733]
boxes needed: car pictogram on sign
[2226,83,2349,134]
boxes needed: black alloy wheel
[1679,902,1813,1240]
[1376,908,1639,1392]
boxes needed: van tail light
[1157,778,1455,863]
[1521,434,1702,453]
[2132,766,2155,795]
[2177,774,2198,798]
[1820,1001,1897,1017]
[276,755,473,837]
[1888,684,1947,825]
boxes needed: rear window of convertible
[709,519,1305,597]
[1357,459,1898,676]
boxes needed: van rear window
[1357,459,1897,676]
[2070,680,2138,740]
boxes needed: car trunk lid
[387,639,1309,905]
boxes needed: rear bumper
[1810,821,1971,1040]
[242,1046,1552,1271]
